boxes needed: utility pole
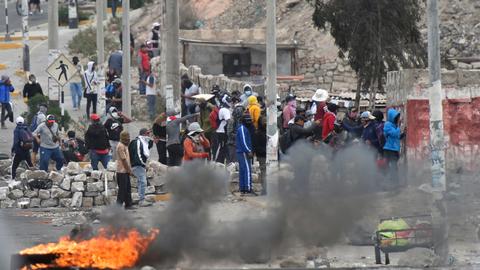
[68,0,78,29]
[165,0,180,113]
[159,0,167,98]
[48,0,59,103]
[427,0,448,263]
[121,0,131,119]
[21,0,30,72]
[265,0,278,196]
[96,0,106,116]
[4,0,11,41]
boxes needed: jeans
[132,166,147,201]
[90,150,111,171]
[86,93,98,116]
[70,82,83,108]
[39,147,64,172]
[139,71,147,95]
[116,172,133,207]
[12,150,33,179]
[146,94,156,120]
[1,102,13,127]
[111,0,117,18]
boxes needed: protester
[342,107,363,142]
[119,31,135,56]
[148,22,161,57]
[106,78,123,112]
[152,113,167,165]
[104,107,132,160]
[0,75,15,129]
[33,115,63,172]
[181,78,199,115]
[183,122,210,162]
[372,110,386,152]
[290,115,319,143]
[226,96,244,163]
[240,84,257,108]
[108,50,123,76]
[30,104,47,166]
[129,128,153,205]
[116,130,134,209]
[360,111,380,151]
[11,117,33,179]
[85,114,111,170]
[62,131,88,163]
[166,110,198,166]
[253,115,267,194]
[22,74,43,101]
[70,57,84,110]
[145,71,157,120]
[247,95,261,129]
[312,88,329,122]
[236,114,255,195]
[383,108,405,185]
[322,103,338,143]
[282,94,296,129]
[212,94,231,163]
[84,61,99,116]
[137,44,150,95]
[197,97,215,142]
[28,0,42,14]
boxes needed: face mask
[245,91,252,97]
[191,134,201,142]
[111,112,119,119]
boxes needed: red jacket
[138,50,150,72]
[322,111,336,140]
[314,101,326,123]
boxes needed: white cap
[360,111,376,120]
[153,22,160,27]
[16,116,24,124]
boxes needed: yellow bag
[377,219,412,247]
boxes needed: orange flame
[20,227,159,270]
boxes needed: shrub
[58,4,90,26]
[68,26,120,62]
[27,95,72,130]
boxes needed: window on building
[223,52,251,77]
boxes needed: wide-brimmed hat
[188,122,203,136]
[312,89,329,102]
[360,111,376,120]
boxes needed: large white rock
[71,192,83,208]
[87,182,104,192]
[1,198,16,208]
[29,198,41,208]
[0,187,9,200]
[7,180,23,190]
[73,174,87,182]
[107,161,117,172]
[67,162,82,175]
[94,195,105,206]
[91,171,103,180]
[24,189,39,198]
[40,198,59,207]
[8,189,24,199]
[17,198,30,209]
[71,182,85,192]
[51,187,71,199]
[105,171,115,182]
[38,189,50,200]
[145,186,156,195]
[25,170,48,180]
[82,197,94,208]
[60,177,71,191]
[48,171,64,184]
[59,198,72,208]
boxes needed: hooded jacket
[0,79,15,103]
[383,108,401,152]
[85,122,110,151]
[12,123,31,154]
[236,123,252,154]
[247,96,261,129]
[84,62,98,94]
[129,136,153,167]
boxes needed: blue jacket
[0,80,15,103]
[362,122,380,150]
[236,124,252,153]
[383,109,401,152]
[12,124,30,154]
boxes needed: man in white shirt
[213,94,232,163]
[144,71,157,120]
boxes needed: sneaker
[139,200,152,207]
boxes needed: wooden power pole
[121,0,131,119]
[165,0,180,113]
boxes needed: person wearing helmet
[32,114,64,172]
[236,113,256,195]
[183,122,210,162]
[104,107,132,160]
[85,114,111,170]
[11,116,34,179]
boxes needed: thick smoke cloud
[138,142,381,267]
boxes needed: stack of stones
[0,160,169,209]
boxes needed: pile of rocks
[0,160,169,209]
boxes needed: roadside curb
[0,42,23,50]
[0,64,6,70]
[0,36,48,42]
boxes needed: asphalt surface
[0,1,48,33]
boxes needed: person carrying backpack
[32,114,64,172]
[11,117,33,179]
[30,103,47,166]
[0,75,15,129]
[104,107,132,160]
[212,94,232,164]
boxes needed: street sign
[46,54,78,87]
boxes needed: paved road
[0,0,48,33]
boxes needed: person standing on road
[148,22,161,57]
[104,107,132,160]
[85,114,111,170]
[137,45,150,95]
[30,104,47,166]
[152,113,167,165]
[22,74,43,102]
[212,94,231,164]
[247,95,261,130]
[129,128,153,206]
[166,110,198,166]
[183,122,211,162]
[11,117,34,179]
[84,61,99,116]
[108,50,123,76]
[116,130,134,209]
[33,115,64,172]
[282,94,296,130]
[70,56,84,111]
[144,71,157,120]
[236,114,255,195]
[181,78,199,115]
[383,108,405,186]
[0,75,15,129]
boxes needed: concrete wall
[386,69,480,172]
[185,44,292,76]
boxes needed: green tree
[310,0,426,109]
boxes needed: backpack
[19,129,34,150]
[105,84,115,97]
[279,129,293,154]
[209,107,221,130]
[375,122,386,148]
